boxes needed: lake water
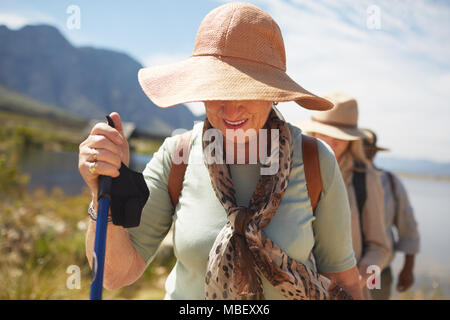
[19,150,450,298]
[389,176,450,298]
[18,149,152,195]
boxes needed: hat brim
[297,120,366,141]
[360,128,390,151]
[138,55,333,111]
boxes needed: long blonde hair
[349,139,372,169]
[306,131,372,169]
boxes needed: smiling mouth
[223,118,248,129]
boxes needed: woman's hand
[320,266,363,300]
[78,112,130,201]
[358,273,370,289]
[358,264,371,289]
[397,255,415,292]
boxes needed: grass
[0,110,86,153]
[0,110,171,300]
[129,136,164,155]
[0,183,174,300]
[0,109,163,155]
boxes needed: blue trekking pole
[90,115,115,300]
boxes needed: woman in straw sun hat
[298,92,391,299]
[79,2,363,300]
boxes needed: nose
[222,102,245,120]
[320,136,337,150]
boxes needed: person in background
[362,128,420,300]
[298,93,390,299]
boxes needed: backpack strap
[352,162,367,251]
[352,162,367,215]
[168,130,192,210]
[302,134,323,213]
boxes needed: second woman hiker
[362,129,420,300]
[299,92,391,299]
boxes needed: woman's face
[204,100,272,143]
[313,133,350,160]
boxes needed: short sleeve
[312,140,357,273]
[126,135,178,264]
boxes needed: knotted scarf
[202,109,352,300]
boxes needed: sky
[0,0,449,162]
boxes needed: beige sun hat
[298,92,367,141]
[361,128,390,151]
[138,2,333,110]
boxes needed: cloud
[142,52,190,68]
[0,12,56,29]
[253,0,450,161]
[0,13,30,29]
[184,102,205,116]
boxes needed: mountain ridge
[0,24,204,135]
[375,155,450,177]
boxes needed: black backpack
[353,165,398,220]
[352,161,367,247]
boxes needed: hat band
[311,117,357,129]
[192,52,286,72]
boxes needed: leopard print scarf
[202,109,352,300]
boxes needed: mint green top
[127,121,356,300]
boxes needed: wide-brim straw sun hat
[361,128,390,151]
[138,2,333,110]
[298,92,367,141]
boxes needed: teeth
[224,119,247,125]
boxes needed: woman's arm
[320,266,363,300]
[311,140,361,299]
[85,202,146,290]
[391,173,420,257]
[79,113,147,290]
[358,170,390,286]
[390,173,419,292]
[85,134,176,290]
[84,134,177,290]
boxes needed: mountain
[0,85,86,127]
[0,24,204,135]
[375,156,450,177]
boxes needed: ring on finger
[92,148,98,162]
[88,161,98,175]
